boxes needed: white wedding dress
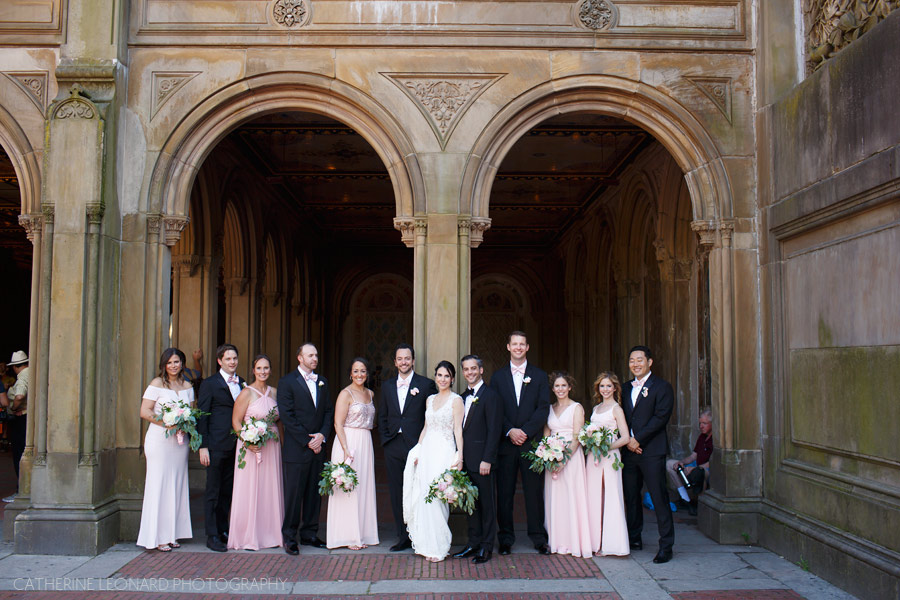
[402,393,460,560]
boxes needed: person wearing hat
[4,351,28,502]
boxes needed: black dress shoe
[300,537,327,548]
[498,544,511,555]
[629,539,643,551]
[390,539,412,552]
[688,501,698,516]
[653,549,673,564]
[536,543,550,555]
[453,546,477,559]
[473,549,492,564]
[219,532,229,544]
[283,541,299,555]
[206,535,227,552]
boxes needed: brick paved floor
[672,592,805,600]
[0,594,619,600]
[117,551,603,581]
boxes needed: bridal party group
[136,331,676,565]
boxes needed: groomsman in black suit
[376,343,437,551]
[277,343,334,555]
[491,331,551,555]
[198,343,244,552]
[453,354,502,563]
[622,345,675,564]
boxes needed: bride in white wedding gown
[402,360,465,562]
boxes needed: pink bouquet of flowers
[425,468,478,515]
[159,396,206,451]
[318,461,359,495]
[234,407,279,469]
[522,433,572,478]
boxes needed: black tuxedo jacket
[462,383,502,470]
[276,369,334,463]
[198,372,244,454]
[377,372,437,447]
[622,373,674,458]
[490,363,551,442]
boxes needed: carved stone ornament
[393,217,416,248]
[150,72,200,119]
[383,73,504,149]
[163,216,190,247]
[273,0,309,27]
[468,217,492,248]
[577,0,619,31]
[147,215,162,237]
[86,204,104,225]
[52,86,97,120]
[805,0,899,71]
[1,72,49,113]
[17,214,42,243]
[687,77,733,124]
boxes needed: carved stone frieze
[687,77,733,124]
[576,0,619,30]
[383,73,504,149]
[2,72,49,113]
[151,72,200,119]
[273,0,310,27]
[805,0,899,71]
[163,216,190,247]
[17,213,42,243]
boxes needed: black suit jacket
[490,363,551,442]
[276,369,334,463]
[622,373,674,458]
[198,372,244,454]
[377,372,437,447]
[462,382,502,470]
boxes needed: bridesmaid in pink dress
[326,357,379,550]
[543,372,593,558]
[227,354,284,550]
[584,371,631,556]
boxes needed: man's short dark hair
[508,330,527,343]
[216,343,238,360]
[394,343,415,360]
[628,345,653,360]
[296,342,316,356]
[460,354,484,369]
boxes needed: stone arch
[148,72,424,227]
[471,273,533,378]
[0,103,41,215]
[461,74,732,223]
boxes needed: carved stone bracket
[86,204,104,226]
[273,0,310,27]
[172,254,205,277]
[687,77,733,124]
[33,452,47,467]
[78,453,98,467]
[468,217,492,248]
[54,59,117,105]
[163,216,189,247]
[393,217,416,248]
[17,213,43,243]
[51,86,98,121]
[382,73,504,149]
[147,214,162,238]
[576,0,619,31]
[151,72,200,119]
[1,72,49,113]
[691,219,735,256]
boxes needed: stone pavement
[0,515,858,600]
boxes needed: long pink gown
[584,404,629,556]
[544,402,593,558]
[227,386,284,550]
[326,389,379,549]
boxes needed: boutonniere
[318,380,325,387]
[523,376,532,385]
[410,387,420,396]
[241,381,247,389]
[641,387,649,398]
[470,396,480,405]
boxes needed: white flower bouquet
[318,461,359,495]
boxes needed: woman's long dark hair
[434,360,456,383]
[549,370,576,405]
[157,347,186,389]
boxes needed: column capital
[86,204,104,225]
[163,215,189,247]
[468,217,492,248]
[17,213,43,243]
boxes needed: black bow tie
[466,387,475,396]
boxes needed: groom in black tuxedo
[491,331,551,555]
[453,354,502,563]
[622,345,675,564]
[197,343,244,552]
[277,343,333,555]
[376,343,437,551]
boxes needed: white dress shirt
[220,368,241,400]
[464,380,484,426]
[629,371,651,438]
[298,366,317,406]
[511,360,528,404]
[397,372,413,414]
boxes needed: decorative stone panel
[1,72,49,113]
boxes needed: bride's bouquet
[234,407,279,469]
[318,461,359,495]
[578,423,624,470]
[522,433,572,478]
[425,469,479,515]
[158,396,207,451]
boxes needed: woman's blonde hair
[591,371,622,405]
